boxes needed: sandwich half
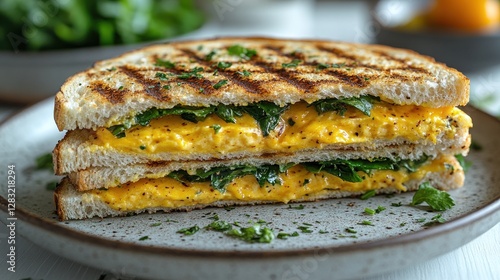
[52,37,472,220]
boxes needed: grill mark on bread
[93,81,126,104]
[263,45,307,61]
[315,45,361,62]
[151,53,218,96]
[314,45,431,87]
[255,60,316,93]
[118,65,169,101]
[370,50,430,74]
[315,45,382,71]
[178,48,265,95]
[253,46,316,93]
[325,70,369,87]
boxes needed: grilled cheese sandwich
[52,37,471,220]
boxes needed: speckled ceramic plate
[1,98,499,280]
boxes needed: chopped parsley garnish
[288,204,305,210]
[139,236,150,241]
[287,118,296,126]
[375,205,386,213]
[333,63,347,68]
[205,50,216,61]
[177,225,200,235]
[227,44,257,60]
[163,85,171,90]
[391,202,403,207]
[206,220,232,232]
[217,61,232,69]
[345,227,357,234]
[364,207,376,215]
[237,70,252,77]
[298,226,313,233]
[470,141,482,151]
[416,218,427,223]
[455,154,472,173]
[213,79,228,89]
[155,72,168,80]
[139,145,146,150]
[277,231,299,240]
[204,219,274,243]
[424,214,446,226]
[360,190,376,200]
[46,181,58,191]
[209,124,222,134]
[282,59,302,68]
[150,222,162,227]
[359,220,374,226]
[177,67,203,79]
[411,182,455,211]
[316,63,347,70]
[316,63,330,70]
[227,224,274,243]
[35,153,54,170]
[208,214,219,220]
[155,58,175,69]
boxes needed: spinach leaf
[215,104,244,123]
[303,156,428,183]
[396,155,429,172]
[312,96,379,116]
[168,164,282,193]
[243,102,289,136]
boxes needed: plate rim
[1,98,499,259]
[0,190,499,259]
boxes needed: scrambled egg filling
[89,101,471,156]
[89,155,456,211]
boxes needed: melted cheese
[89,155,455,212]
[90,102,472,155]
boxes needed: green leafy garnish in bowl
[0,0,204,51]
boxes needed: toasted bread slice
[54,127,471,176]
[54,37,469,131]
[68,132,470,191]
[54,155,465,220]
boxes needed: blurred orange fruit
[429,0,499,31]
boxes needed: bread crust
[54,37,470,131]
